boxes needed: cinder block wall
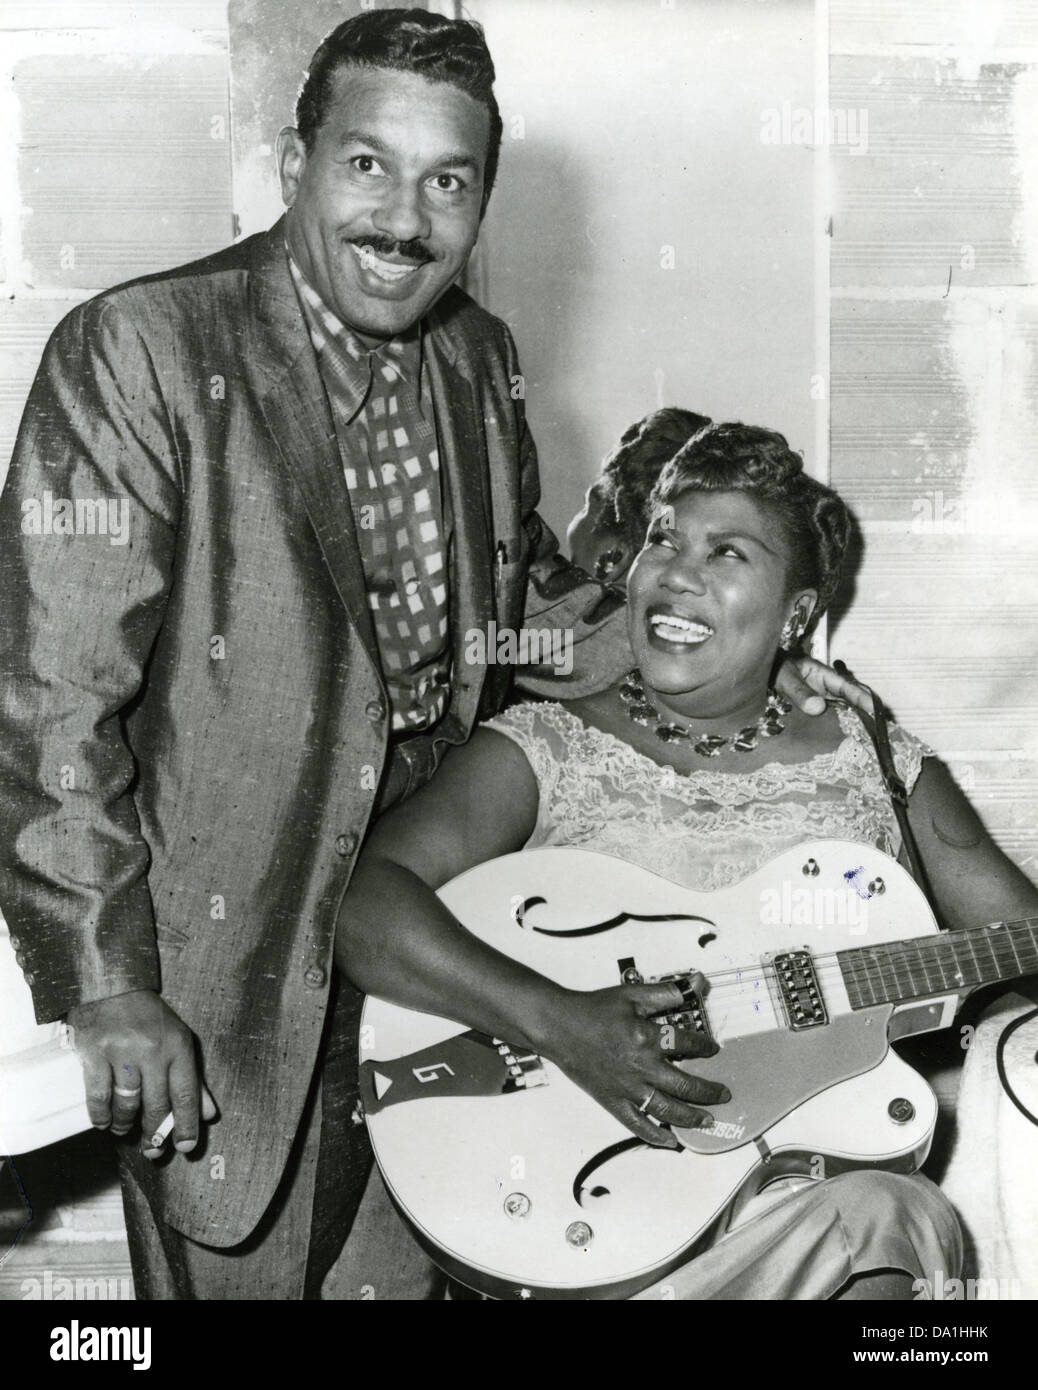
[0,0,233,1301]
[0,3,233,491]
[828,0,1038,877]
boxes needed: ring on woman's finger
[638,1087,657,1115]
[113,1085,142,1098]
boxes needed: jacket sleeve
[0,297,182,1022]
[503,329,632,699]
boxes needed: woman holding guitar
[336,422,1038,1299]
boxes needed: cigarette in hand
[149,1113,175,1148]
[149,1084,218,1149]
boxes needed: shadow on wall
[479,131,601,539]
[826,503,864,656]
[468,0,818,543]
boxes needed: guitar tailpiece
[493,1038,549,1089]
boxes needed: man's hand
[541,978,729,1148]
[775,651,876,718]
[66,989,215,1159]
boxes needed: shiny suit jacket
[0,220,625,1246]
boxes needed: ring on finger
[113,1085,142,1098]
[638,1087,657,1115]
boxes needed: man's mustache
[349,235,435,264]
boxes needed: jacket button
[365,698,386,723]
[303,964,327,989]
[335,832,358,858]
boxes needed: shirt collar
[287,250,422,416]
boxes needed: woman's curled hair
[648,422,851,634]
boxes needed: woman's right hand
[537,977,730,1148]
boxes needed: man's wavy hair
[649,422,851,637]
[598,408,712,552]
[295,9,503,216]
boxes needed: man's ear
[598,541,631,579]
[276,127,307,208]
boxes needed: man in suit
[0,9,853,1299]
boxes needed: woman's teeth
[649,613,714,645]
[350,244,421,282]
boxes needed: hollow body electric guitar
[359,840,1038,1300]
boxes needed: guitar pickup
[653,972,713,1048]
[773,950,828,1030]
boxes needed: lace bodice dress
[484,700,931,890]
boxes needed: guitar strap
[837,669,935,909]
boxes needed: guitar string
[555,916,1038,1027]
[693,945,1036,1001]
[694,927,1036,987]
[686,981,1037,1039]
[671,938,1038,1026]
[829,935,1038,1001]
[672,965,942,1033]
[707,918,1035,967]
[644,967,1038,1034]
[610,918,1037,989]
[700,944,1037,1001]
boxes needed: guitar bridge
[773,950,828,1030]
[654,971,713,1047]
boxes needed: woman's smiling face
[626,488,816,717]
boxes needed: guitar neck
[838,917,1038,1010]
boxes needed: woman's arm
[336,726,726,1145]
[908,758,1038,1000]
[364,726,541,890]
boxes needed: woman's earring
[780,614,803,650]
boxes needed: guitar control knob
[565,1221,593,1248]
[888,1097,915,1124]
[802,858,820,877]
[868,878,886,895]
[504,1192,532,1220]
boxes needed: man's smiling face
[278,66,490,345]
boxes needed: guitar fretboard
[838,918,1038,1010]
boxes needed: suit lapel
[244,226,498,709]
[245,222,380,668]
